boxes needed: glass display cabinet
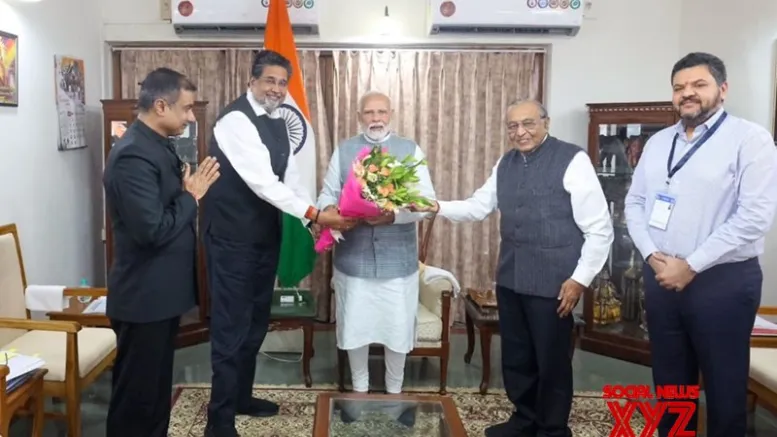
[101,99,210,348]
[580,102,679,366]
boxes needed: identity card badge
[648,193,675,230]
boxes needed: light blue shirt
[624,107,777,273]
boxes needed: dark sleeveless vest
[201,94,290,246]
[495,136,585,297]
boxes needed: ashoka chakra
[277,103,308,155]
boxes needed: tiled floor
[9,330,777,436]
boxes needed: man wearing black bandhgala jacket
[102,67,220,437]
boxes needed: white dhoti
[334,267,419,393]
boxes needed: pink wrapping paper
[314,147,385,253]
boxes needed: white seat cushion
[750,347,777,394]
[4,328,116,381]
[416,303,442,343]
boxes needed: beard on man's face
[677,91,722,127]
[260,97,281,113]
[363,122,388,141]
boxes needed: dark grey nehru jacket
[496,136,585,298]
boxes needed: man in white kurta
[317,91,436,394]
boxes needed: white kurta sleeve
[316,147,342,210]
[283,148,314,206]
[394,145,437,224]
[213,111,312,220]
[280,144,315,227]
[436,159,500,222]
[563,152,614,287]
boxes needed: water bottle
[77,278,92,304]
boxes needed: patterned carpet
[169,384,646,436]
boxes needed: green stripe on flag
[277,212,317,287]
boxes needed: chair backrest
[417,214,437,264]
[0,224,29,346]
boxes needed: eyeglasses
[258,76,288,89]
[506,118,545,132]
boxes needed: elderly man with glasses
[412,99,613,437]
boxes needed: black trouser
[496,286,573,437]
[106,316,180,437]
[205,233,278,428]
[644,258,761,437]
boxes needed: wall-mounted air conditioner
[171,0,320,35]
[428,0,585,37]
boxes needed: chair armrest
[0,364,7,403]
[0,319,84,384]
[419,278,454,317]
[440,290,453,330]
[757,306,777,316]
[0,318,81,333]
[63,287,107,298]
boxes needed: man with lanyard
[625,52,777,437]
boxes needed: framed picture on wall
[0,30,18,107]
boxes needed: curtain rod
[110,42,548,53]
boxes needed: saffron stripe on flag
[265,0,318,287]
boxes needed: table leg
[0,415,9,437]
[464,311,475,364]
[479,326,493,395]
[302,321,313,388]
[31,379,45,437]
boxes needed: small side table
[47,300,110,328]
[463,294,584,394]
[463,295,500,395]
[268,288,317,388]
[0,367,48,437]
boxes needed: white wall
[0,0,106,287]
[101,0,682,145]
[679,0,777,303]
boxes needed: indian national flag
[265,0,317,287]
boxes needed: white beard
[260,98,281,114]
[363,125,389,142]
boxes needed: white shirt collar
[363,132,392,144]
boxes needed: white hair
[506,99,548,119]
[358,90,391,112]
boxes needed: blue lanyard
[666,111,728,184]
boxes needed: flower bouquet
[314,145,434,253]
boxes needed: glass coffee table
[312,392,467,436]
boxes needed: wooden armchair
[748,306,777,417]
[0,224,116,437]
[336,214,456,394]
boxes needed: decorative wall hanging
[0,30,18,107]
[55,55,87,150]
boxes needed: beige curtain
[119,49,334,320]
[328,50,544,323]
[117,48,544,323]
[120,50,226,144]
